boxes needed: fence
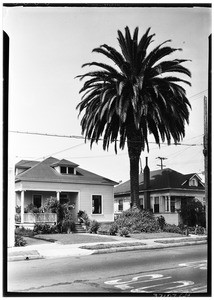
[24,213,57,224]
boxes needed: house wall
[15,181,114,223]
[155,213,180,226]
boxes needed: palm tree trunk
[127,138,141,209]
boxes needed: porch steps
[75,223,86,233]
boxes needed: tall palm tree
[76,27,191,208]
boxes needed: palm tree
[76,26,191,208]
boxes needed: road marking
[131,280,194,293]
[105,274,171,291]
[179,260,207,270]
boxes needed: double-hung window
[154,197,159,213]
[118,199,123,211]
[92,195,102,214]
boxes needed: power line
[9,130,203,146]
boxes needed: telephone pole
[156,157,167,170]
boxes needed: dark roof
[15,160,40,169]
[114,168,204,195]
[15,157,117,186]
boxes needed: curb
[92,240,207,255]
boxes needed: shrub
[24,203,40,213]
[109,223,118,235]
[15,234,27,247]
[77,210,90,226]
[163,224,182,234]
[61,220,76,233]
[114,208,159,233]
[157,215,166,230]
[33,223,59,234]
[88,220,100,234]
[118,227,130,237]
[15,226,35,237]
[97,224,111,235]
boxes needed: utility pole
[203,97,208,234]
[156,157,167,170]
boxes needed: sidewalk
[8,234,207,262]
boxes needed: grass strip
[80,242,146,250]
[155,237,207,244]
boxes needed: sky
[3,3,212,183]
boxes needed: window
[170,199,175,213]
[68,167,74,174]
[60,193,69,204]
[140,197,144,210]
[92,195,102,214]
[33,195,42,208]
[60,166,67,174]
[118,199,123,211]
[189,178,198,187]
[165,197,169,212]
[154,197,159,213]
[60,166,75,174]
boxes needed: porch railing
[24,213,57,224]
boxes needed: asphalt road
[7,244,208,295]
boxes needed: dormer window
[189,178,198,187]
[51,159,79,175]
[60,166,67,174]
[60,166,75,175]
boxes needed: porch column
[168,196,171,213]
[56,191,60,201]
[21,190,25,223]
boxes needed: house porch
[15,189,79,225]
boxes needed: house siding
[15,180,114,223]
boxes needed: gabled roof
[114,168,204,195]
[15,157,117,186]
[51,159,79,168]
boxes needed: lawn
[129,232,186,240]
[30,231,186,245]
[33,233,117,244]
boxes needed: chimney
[144,157,150,210]
[144,157,150,189]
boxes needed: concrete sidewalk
[8,234,207,262]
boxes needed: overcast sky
[3,4,211,183]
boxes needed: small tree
[180,198,206,227]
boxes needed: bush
[109,223,118,235]
[114,208,159,233]
[15,226,35,237]
[15,234,27,247]
[88,220,100,233]
[163,224,182,234]
[97,224,111,235]
[61,220,76,233]
[118,227,130,237]
[24,203,40,213]
[33,223,59,234]
[157,215,166,230]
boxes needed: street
[7,244,208,294]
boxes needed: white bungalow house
[15,157,117,227]
[114,158,205,225]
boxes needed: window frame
[154,196,159,213]
[118,199,123,211]
[91,194,103,215]
[32,194,42,208]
